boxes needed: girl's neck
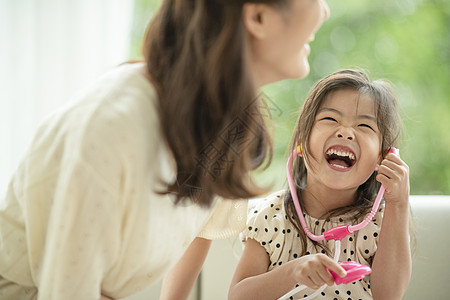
[300,182,357,219]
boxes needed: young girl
[229,69,411,300]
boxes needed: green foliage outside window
[130,0,450,195]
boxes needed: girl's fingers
[376,153,410,204]
[295,254,347,289]
[316,267,335,286]
[378,160,408,181]
[305,274,322,289]
[307,266,332,287]
[377,154,408,182]
[383,154,408,173]
[319,255,347,278]
[305,271,330,289]
[310,255,346,287]
[379,158,396,171]
[377,164,396,181]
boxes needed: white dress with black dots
[0,63,247,300]
[242,191,383,300]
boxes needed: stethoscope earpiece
[297,144,303,156]
[381,147,400,159]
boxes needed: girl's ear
[242,3,272,39]
[375,149,384,171]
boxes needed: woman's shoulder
[73,62,157,125]
[35,63,156,133]
[26,63,163,175]
[73,64,158,139]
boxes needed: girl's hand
[292,253,346,289]
[376,153,410,206]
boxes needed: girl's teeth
[327,148,354,160]
[331,163,347,169]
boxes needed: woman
[0,0,329,299]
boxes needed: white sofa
[125,195,450,299]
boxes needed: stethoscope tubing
[287,147,398,242]
[279,147,398,300]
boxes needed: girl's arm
[371,153,412,299]
[228,238,346,300]
[159,237,212,300]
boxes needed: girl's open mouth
[325,146,357,171]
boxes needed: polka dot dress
[241,191,383,300]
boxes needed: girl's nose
[336,127,354,140]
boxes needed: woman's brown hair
[284,69,403,255]
[143,0,290,207]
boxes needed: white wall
[0,0,134,195]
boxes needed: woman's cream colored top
[0,63,246,300]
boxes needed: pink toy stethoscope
[278,147,399,300]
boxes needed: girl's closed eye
[358,123,372,129]
[321,117,337,122]
[358,123,377,132]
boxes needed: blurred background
[1,0,449,193]
[129,0,450,195]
